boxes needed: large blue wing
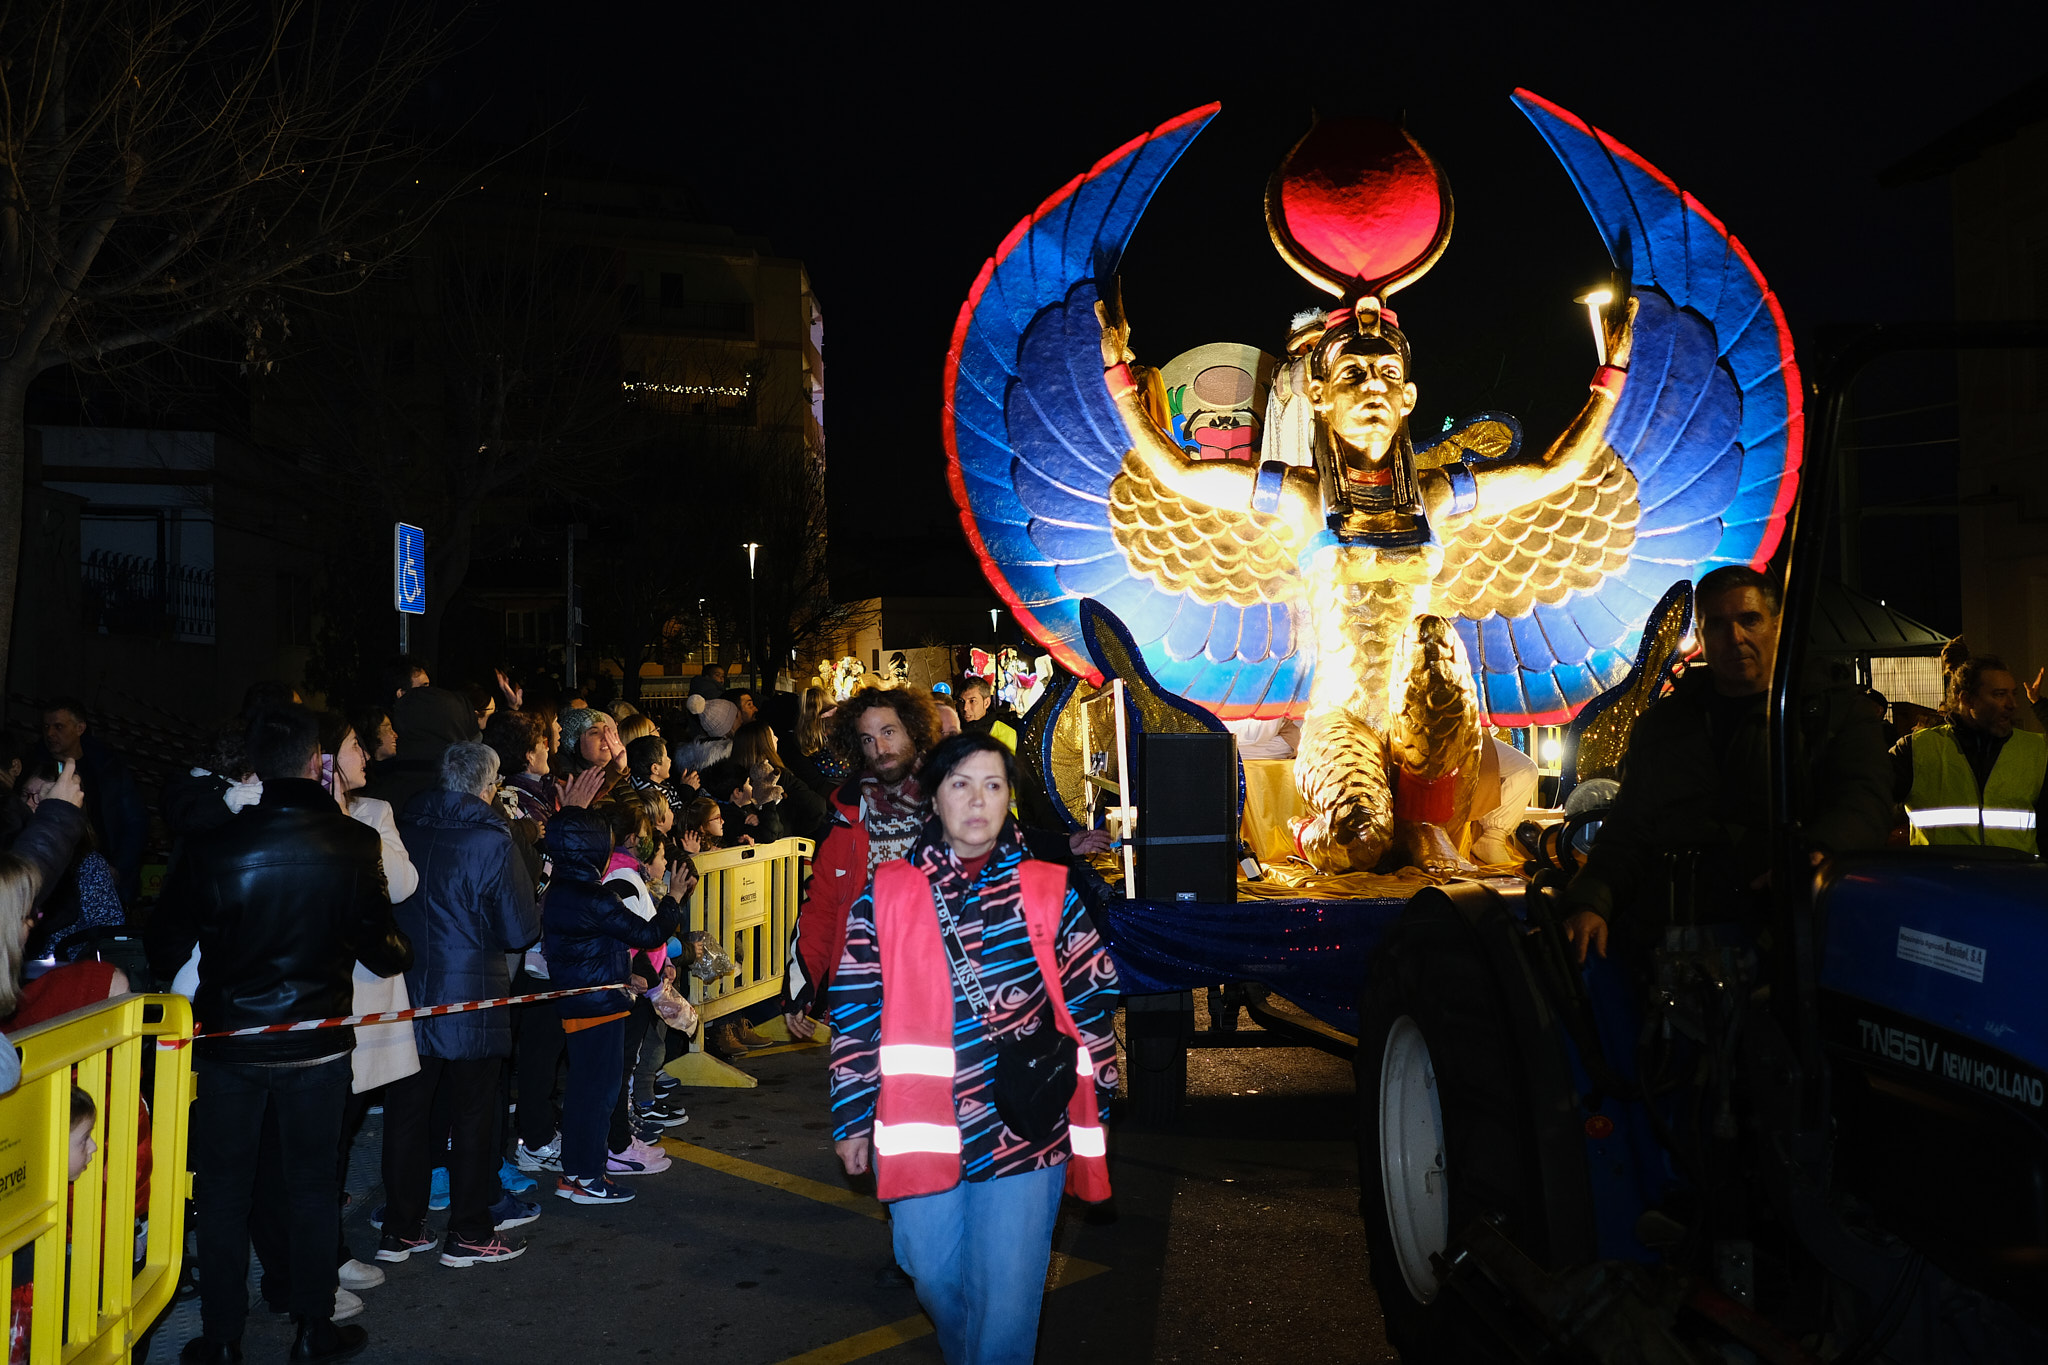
[1456,91,1804,725]
[942,103,1313,722]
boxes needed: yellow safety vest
[1906,724,2045,854]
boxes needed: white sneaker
[337,1258,385,1291]
[515,1136,563,1173]
[334,1287,364,1322]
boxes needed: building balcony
[80,551,215,643]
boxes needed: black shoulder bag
[929,881,1078,1143]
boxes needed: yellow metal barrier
[667,836,813,1087]
[2,992,193,1364]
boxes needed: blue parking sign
[394,523,426,615]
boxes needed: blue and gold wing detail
[943,94,1801,731]
[942,103,1313,722]
[1448,92,1803,725]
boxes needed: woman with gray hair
[379,741,544,1269]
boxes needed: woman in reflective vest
[1897,648,2044,854]
[829,732,1117,1365]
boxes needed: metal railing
[684,835,814,1025]
[79,552,215,642]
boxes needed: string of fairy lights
[620,379,751,398]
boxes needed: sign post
[394,522,426,652]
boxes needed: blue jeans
[889,1164,1066,1365]
[559,1016,625,1180]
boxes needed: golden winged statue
[939,100,1804,877]
[1101,287,1639,872]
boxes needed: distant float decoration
[941,93,1801,872]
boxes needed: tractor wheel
[1356,884,1595,1361]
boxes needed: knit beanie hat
[559,704,606,753]
[699,698,740,739]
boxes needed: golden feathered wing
[1106,451,1307,611]
[1420,421,1641,620]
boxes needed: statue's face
[1311,347,1415,455]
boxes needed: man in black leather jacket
[147,706,412,1365]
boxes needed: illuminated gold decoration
[1098,247,1637,874]
[1415,419,1517,468]
[1109,452,1305,608]
[1572,587,1693,785]
[1433,449,1640,619]
[1084,622,1214,739]
[1045,679,1101,829]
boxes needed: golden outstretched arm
[1422,296,1638,525]
[1096,289,1318,608]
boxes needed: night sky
[424,3,2045,598]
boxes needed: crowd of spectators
[0,655,851,1361]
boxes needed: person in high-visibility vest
[957,677,1018,754]
[1892,640,2044,853]
[829,732,1116,1365]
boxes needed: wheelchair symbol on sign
[395,523,427,615]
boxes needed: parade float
[941,92,1800,1103]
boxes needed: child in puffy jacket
[539,807,681,1205]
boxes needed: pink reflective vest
[869,857,1111,1204]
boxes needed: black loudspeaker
[1135,731,1238,904]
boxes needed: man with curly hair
[782,688,942,1038]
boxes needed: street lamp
[743,543,760,689]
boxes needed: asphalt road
[146,995,1394,1364]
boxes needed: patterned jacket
[829,825,1118,1183]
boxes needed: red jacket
[784,784,866,1019]
[869,858,1109,1203]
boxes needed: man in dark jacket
[542,807,681,1204]
[358,684,479,820]
[145,705,412,1364]
[378,742,541,1267]
[688,663,726,702]
[41,697,146,906]
[1562,567,1894,961]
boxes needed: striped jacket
[829,832,1117,1192]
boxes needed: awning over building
[1811,578,1949,657]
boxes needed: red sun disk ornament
[1266,118,1455,301]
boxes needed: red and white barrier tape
[160,982,629,1048]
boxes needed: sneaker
[614,1136,670,1175]
[374,1226,437,1264]
[336,1258,385,1290]
[654,1073,681,1097]
[367,1203,384,1230]
[439,1232,527,1268]
[629,1113,664,1145]
[498,1159,537,1194]
[605,1147,646,1175]
[427,1166,450,1211]
[514,1138,563,1173]
[490,1193,541,1231]
[555,1173,636,1205]
[634,1099,690,1128]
